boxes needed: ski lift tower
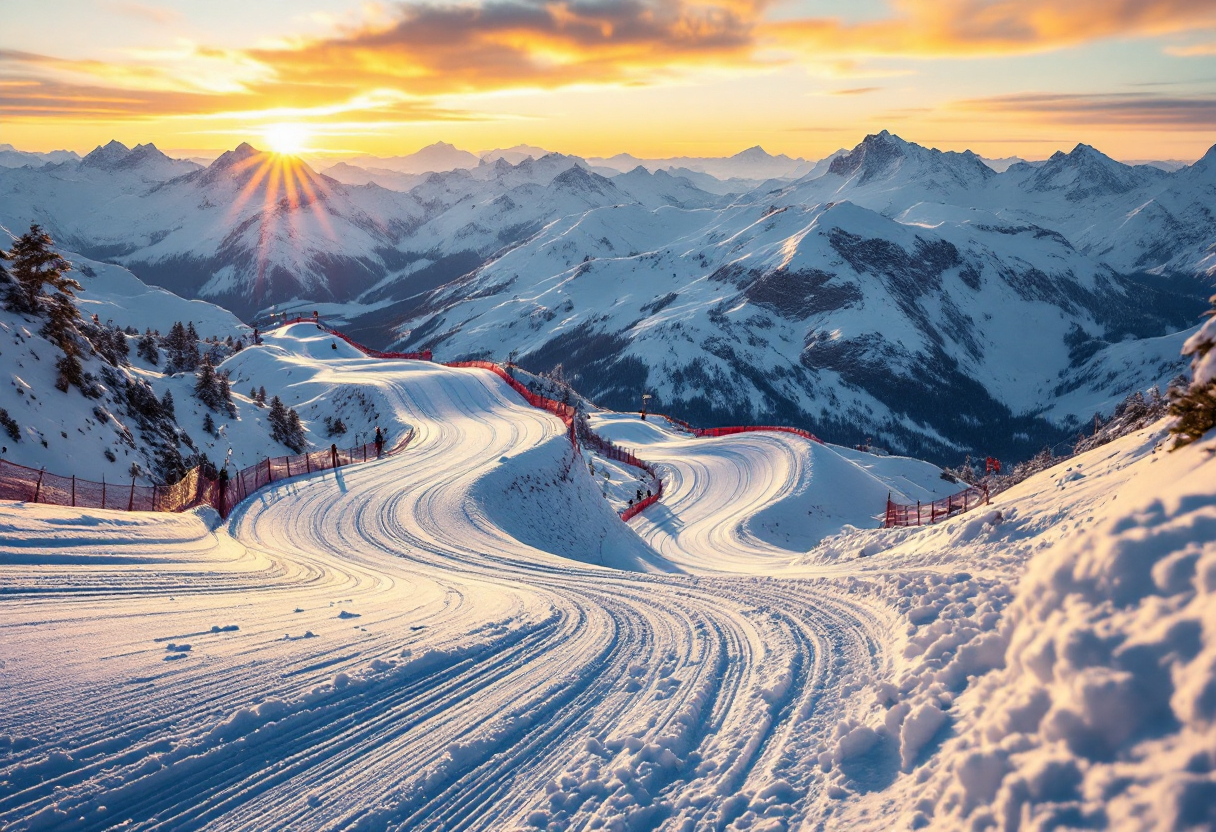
[641,392,652,421]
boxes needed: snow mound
[468,435,675,573]
[925,436,1216,829]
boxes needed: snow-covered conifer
[1170,294,1216,447]
[4,224,77,316]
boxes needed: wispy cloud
[101,1,182,26]
[1165,42,1216,56]
[768,0,1216,57]
[955,91,1216,128]
[830,87,881,95]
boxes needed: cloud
[768,0,1216,58]
[101,1,182,25]
[5,0,1216,138]
[252,0,771,95]
[956,91,1216,128]
[1166,42,1216,56]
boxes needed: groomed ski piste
[2,323,1214,831]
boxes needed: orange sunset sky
[2,0,1216,162]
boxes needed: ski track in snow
[1,330,930,830]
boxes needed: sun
[262,123,310,156]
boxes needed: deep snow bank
[817,423,1216,830]
[922,432,1216,830]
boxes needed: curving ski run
[1,329,914,830]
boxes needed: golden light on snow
[261,123,310,156]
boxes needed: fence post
[33,468,45,503]
[266,457,273,484]
[71,475,76,507]
[306,453,311,474]
[102,476,106,509]
[916,500,921,526]
[152,484,158,511]
[286,457,292,478]
[331,444,338,468]
[128,477,136,511]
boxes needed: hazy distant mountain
[978,155,1029,173]
[479,145,555,165]
[321,162,429,191]
[0,143,81,168]
[590,146,817,181]
[345,142,480,175]
[1124,159,1192,173]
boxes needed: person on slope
[374,427,384,457]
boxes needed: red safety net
[443,360,578,433]
[265,317,433,361]
[884,485,989,528]
[693,424,823,443]
[0,431,415,519]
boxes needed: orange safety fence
[884,485,989,528]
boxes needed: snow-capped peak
[81,140,133,169]
[210,142,262,169]
[1025,142,1163,200]
[827,130,908,182]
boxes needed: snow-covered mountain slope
[2,131,1213,463]
[2,316,1211,829]
[0,144,731,318]
[388,195,1200,462]
[0,255,410,485]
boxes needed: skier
[374,426,384,457]
[331,341,338,350]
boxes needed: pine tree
[137,328,159,364]
[0,247,9,304]
[1170,294,1216,447]
[161,389,175,420]
[4,224,77,315]
[286,409,306,452]
[267,395,307,452]
[161,321,200,373]
[0,408,20,442]
[194,355,225,412]
[40,290,85,357]
[55,353,84,392]
[268,395,289,437]
[202,412,216,436]
[256,386,267,406]
[217,370,236,417]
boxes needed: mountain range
[1,131,1212,462]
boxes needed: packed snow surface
[1,328,1213,830]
